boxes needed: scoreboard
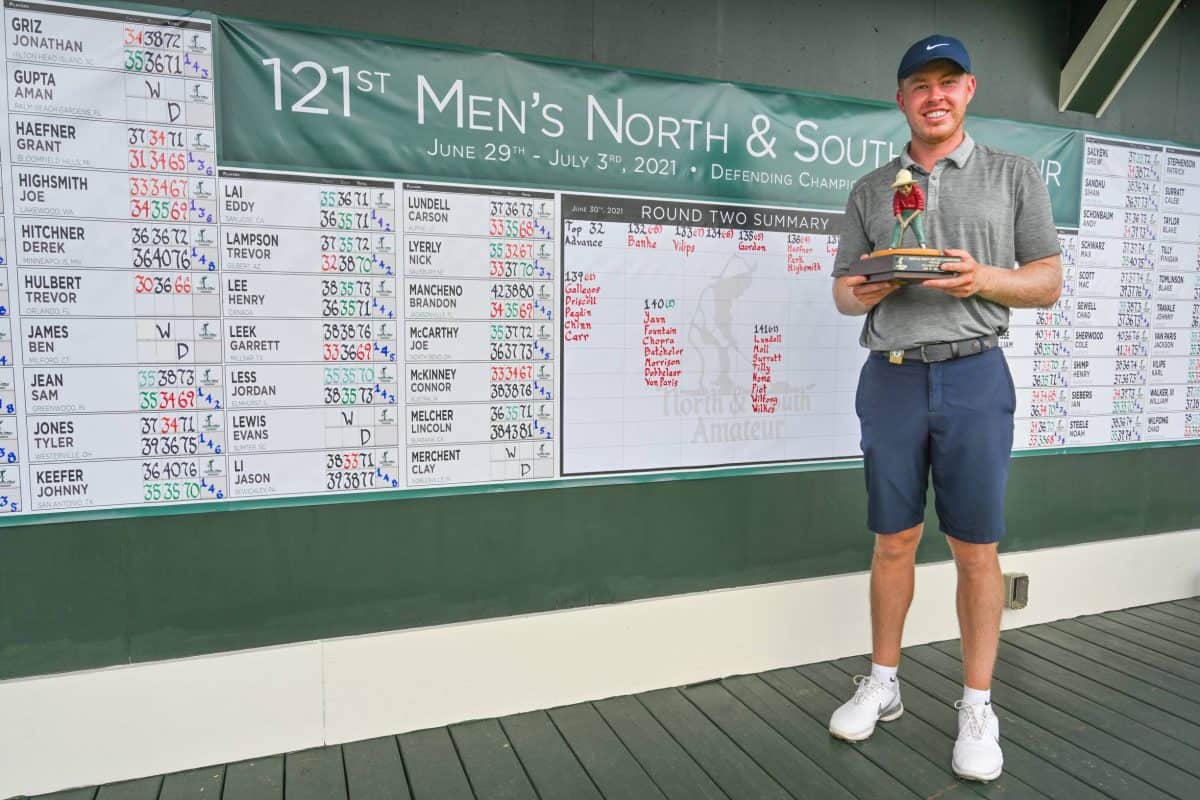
[0,0,1196,522]
[2,0,218,513]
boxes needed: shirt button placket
[927,166,940,212]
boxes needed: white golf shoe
[828,674,903,742]
[952,700,1003,781]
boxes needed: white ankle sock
[963,685,991,706]
[870,662,898,684]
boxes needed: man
[890,168,928,249]
[827,34,1062,782]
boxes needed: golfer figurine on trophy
[849,168,957,282]
[890,169,927,248]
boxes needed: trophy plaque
[849,247,958,283]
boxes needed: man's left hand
[923,248,996,298]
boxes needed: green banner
[216,18,1082,225]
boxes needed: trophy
[849,168,957,282]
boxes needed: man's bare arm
[978,254,1062,308]
[833,274,902,316]
[924,250,1062,308]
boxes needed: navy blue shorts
[855,346,1015,543]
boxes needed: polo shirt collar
[900,132,976,172]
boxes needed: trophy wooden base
[850,248,958,283]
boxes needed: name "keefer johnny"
[36,468,87,497]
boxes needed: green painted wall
[3,446,1199,680]
[1,0,1198,680]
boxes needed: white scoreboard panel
[1,0,216,513]
[1008,137,1200,451]
[558,194,861,475]
[0,2,1196,521]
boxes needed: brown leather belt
[877,333,1000,364]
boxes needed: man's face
[898,184,913,195]
[896,62,976,147]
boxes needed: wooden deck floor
[27,598,1200,800]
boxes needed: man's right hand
[834,274,902,315]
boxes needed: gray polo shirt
[832,133,1060,351]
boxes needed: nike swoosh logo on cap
[926,43,949,50]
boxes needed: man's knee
[949,538,999,573]
[874,524,923,562]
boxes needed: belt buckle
[888,350,904,365]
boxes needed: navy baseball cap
[897,34,971,81]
